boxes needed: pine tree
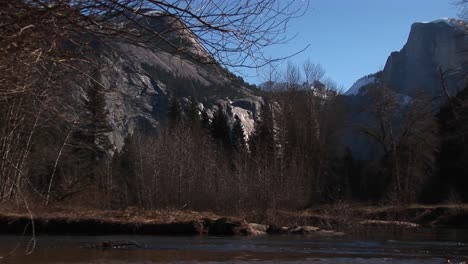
[201,111,211,132]
[168,95,182,128]
[210,106,232,150]
[231,115,246,152]
[70,71,112,179]
[85,76,113,153]
[249,99,275,156]
[111,135,136,206]
[184,97,200,129]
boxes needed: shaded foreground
[0,209,343,237]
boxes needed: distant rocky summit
[347,18,467,101]
[383,18,467,100]
[344,18,467,160]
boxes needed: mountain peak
[417,18,467,30]
[347,18,467,101]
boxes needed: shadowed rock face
[344,19,467,160]
[382,19,467,100]
[346,19,467,101]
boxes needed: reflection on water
[0,229,467,263]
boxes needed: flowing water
[0,229,467,263]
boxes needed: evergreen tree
[249,99,275,156]
[184,97,200,129]
[168,95,182,128]
[231,115,246,152]
[111,135,137,207]
[434,84,468,202]
[210,106,232,150]
[201,111,211,132]
[84,76,113,152]
[70,71,112,179]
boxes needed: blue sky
[239,0,459,90]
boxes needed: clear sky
[240,0,460,91]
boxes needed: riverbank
[267,203,468,230]
[0,204,467,236]
[0,208,344,236]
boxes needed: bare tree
[285,61,302,90]
[0,0,310,202]
[397,92,438,202]
[454,0,468,20]
[302,58,325,85]
[323,78,338,91]
[260,58,280,91]
[358,86,402,199]
[359,86,438,203]
[2,0,308,69]
[265,62,348,205]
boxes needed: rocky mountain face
[72,12,262,152]
[345,74,378,96]
[347,18,467,100]
[382,18,467,100]
[344,18,468,160]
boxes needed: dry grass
[1,202,467,230]
[0,204,222,225]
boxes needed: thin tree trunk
[46,129,72,205]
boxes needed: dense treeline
[1,54,467,212]
[1,1,467,212]
[423,85,468,202]
[104,89,347,211]
[2,60,468,213]
[102,82,468,212]
[349,86,438,203]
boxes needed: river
[0,229,467,263]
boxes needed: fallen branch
[359,220,420,228]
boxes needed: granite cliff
[70,12,262,152]
[345,18,468,160]
[347,18,467,99]
[382,18,467,100]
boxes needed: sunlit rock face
[76,14,261,152]
[211,98,262,142]
[382,19,467,100]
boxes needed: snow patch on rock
[421,18,467,30]
[345,75,376,95]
